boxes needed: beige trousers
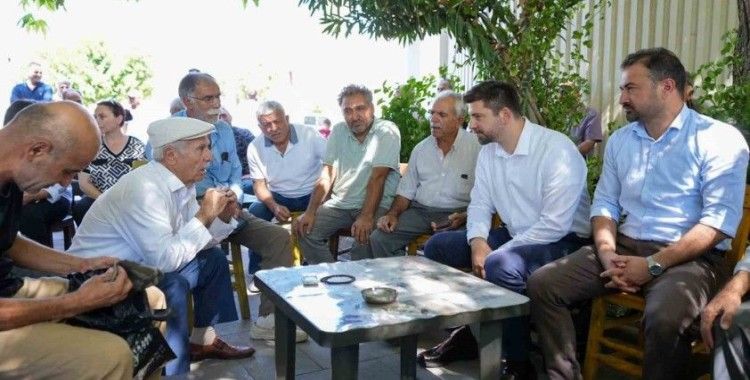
[0,277,166,380]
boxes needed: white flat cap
[147,117,214,148]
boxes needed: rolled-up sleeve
[44,184,65,203]
[736,247,750,274]
[591,131,623,221]
[698,126,749,237]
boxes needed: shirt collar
[430,127,466,152]
[264,124,299,147]
[632,104,689,140]
[495,118,533,157]
[152,161,193,195]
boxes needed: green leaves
[43,40,153,105]
[299,0,604,134]
[17,0,66,33]
[375,67,464,161]
[17,13,48,34]
[695,32,750,130]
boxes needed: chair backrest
[131,159,149,169]
[728,185,750,266]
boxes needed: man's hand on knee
[293,212,316,236]
[469,238,491,279]
[352,214,374,244]
[701,285,744,349]
[376,213,398,232]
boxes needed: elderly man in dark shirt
[0,101,164,378]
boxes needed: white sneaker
[250,314,308,342]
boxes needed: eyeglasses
[188,94,222,103]
[427,110,451,118]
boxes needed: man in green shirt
[294,84,401,263]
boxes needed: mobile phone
[434,219,452,230]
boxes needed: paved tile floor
[162,292,492,380]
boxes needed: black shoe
[501,359,537,380]
[417,325,478,368]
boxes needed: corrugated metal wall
[560,0,739,129]
[446,0,740,131]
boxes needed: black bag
[66,262,175,380]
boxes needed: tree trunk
[736,0,750,83]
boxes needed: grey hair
[177,73,216,99]
[152,140,189,162]
[256,100,286,119]
[337,84,372,106]
[435,90,466,118]
[169,97,185,115]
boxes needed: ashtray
[361,287,397,305]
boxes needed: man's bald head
[2,101,101,191]
[8,101,100,153]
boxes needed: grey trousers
[228,210,292,316]
[713,301,750,380]
[297,204,388,264]
[369,202,463,258]
[527,234,728,380]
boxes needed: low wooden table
[254,256,529,379]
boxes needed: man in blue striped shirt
[529,48,749,380]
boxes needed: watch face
[649,264,664,276]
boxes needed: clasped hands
[200,187,240,223]
[598,251,653,293]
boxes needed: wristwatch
[646,255,664,277]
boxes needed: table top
[254,256,529,346]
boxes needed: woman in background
[73,100,145,224]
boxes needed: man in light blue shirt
[174,74,243,199]
[529,48,749,380]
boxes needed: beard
[476,133,492,145]
[623,107,640,122]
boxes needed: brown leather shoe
[189,338,255,362]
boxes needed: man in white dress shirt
[369,91,480,257]
[420,81,592,377]
[67,117,256,375]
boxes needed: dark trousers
[424,227,589,361]
[19,198,70,247]
[157,247,238,375]
[528,234,728,380]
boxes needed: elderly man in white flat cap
[67,117,256,376]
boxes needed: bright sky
[1,0,441,140]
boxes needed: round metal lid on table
[319,274,355,285]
